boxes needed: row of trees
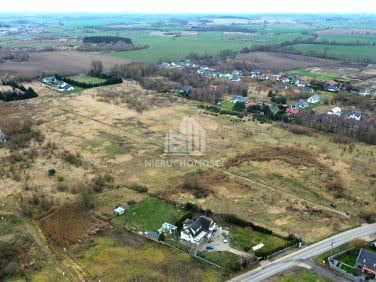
[82,36,133,44]
[0,81,38,101]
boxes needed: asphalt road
[229,223,376,282]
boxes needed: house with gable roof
[355,248,376,277]
[180,216,216,245]
[307,94,320,104]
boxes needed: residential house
[113,206,126,215]
[232,69,241,76]
[159,62,171,68]
[290,100,309,109]
[358,88,370,96]
[180,86,191,95]
[223,73,233,80]
[355,248,376,276]
[277,82,287,90]
[327,106,341,116]
[303,86,314,93]
[285,108,299,116]
[245,101,257,109]
[158,222,178,235]
[197,65,210,75]
[230,96,247,104]
[182,59,196,68]
[250,68,261,78]
[57,82,74,91]
[0,129,8,143]
[273,71,281,80]
[325,84,339,92]
[295,81,306,88]
[307,94,320,104]
[231,75,241,82]
[280,77,290,83]
[43,76,57,84]
[288,76,299,85]
[345,111,362,121]
[212,71,222,78]
[180,216,216,245]
[260,73,269,81]
[324,80,339,92]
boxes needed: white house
[180,216,216,245]
[327,106,341,116]
[307,94,320,104]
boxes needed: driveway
[199,227,230,252]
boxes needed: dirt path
[0,233,15,242]
[23,220,89,281]
[229,247,251,257]
[216,167,350,219]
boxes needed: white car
[223,238,228,243]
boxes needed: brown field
[0,50,131,76]
[40,206,109,247]
[236,51,357,72]
[0,68,375,248]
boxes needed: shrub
[57,183,68,192]
[128,183,148,193]
[48,168,56,176]
[57,176,64,182]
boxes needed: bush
[48,168,56,176]
[128,183,148,193]
[57,183,68,192]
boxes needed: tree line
[82,36,133,44]
[0,80,38,101]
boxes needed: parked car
[206,245,214,250]
[223,238,228,243]
[330,202,337,208]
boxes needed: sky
[1,0,375,14]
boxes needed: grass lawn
[200,251,240,269]
[230,226,288,255]
[290,69,337,81]
[220,100,236,111]
[314,243,350,269]
[274,268,333,282]
[340,264,358,276]
[112,196,185,231]
[338,250,358,266]
[68,75,107,84]
[81,236,224,281]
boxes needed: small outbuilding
[113,206,126,215]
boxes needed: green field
[290,69,337,80]
[230,226,288,255]
[68,75,107,84]
[80,236,224,281]
[286,44,376,62]
[275,269,333,282]
[200,251,241,269]
[112,196,185,231]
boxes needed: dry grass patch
[40,206,109,248]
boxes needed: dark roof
[185,216,213,237]
[356,248,376,272]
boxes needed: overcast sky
[1,0,375,14]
